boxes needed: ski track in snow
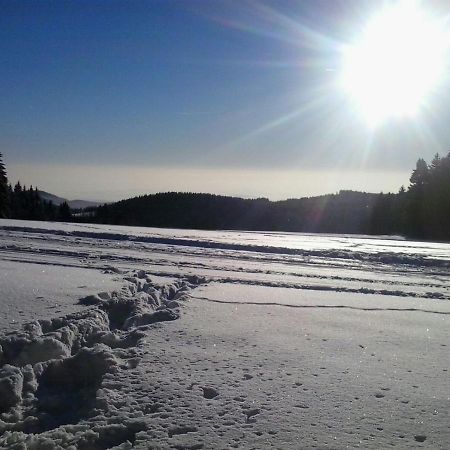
[0,220,449,306]
[0,219,450,448]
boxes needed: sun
[340,1,449,125]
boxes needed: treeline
[89,153,450,241]
[91,190,380,234]
[409,154,450,239]
[1,151,449,240]
[0,153,72,221]
[370,153,450,240]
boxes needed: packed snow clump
[0,270,200,448]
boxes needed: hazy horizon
[7,162,410,203]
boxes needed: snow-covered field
[0,219,449,449]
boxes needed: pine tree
[430,153,441,171]
[0,153,9,218]
[409,158,429,190]
[406,158,430,238]
[58,201,72,221]
[426,152,450,239]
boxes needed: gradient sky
[2,0,450,201]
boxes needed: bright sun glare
[341,1,449,125]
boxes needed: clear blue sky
[2,0,450,200]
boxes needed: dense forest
[1,151,449,240]
[0,153,72,222]
[90,152,450,240]
[91,190,379,234]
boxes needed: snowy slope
[0,219,449,449]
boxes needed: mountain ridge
[37,190,104,210]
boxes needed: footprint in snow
[201,387,219,399]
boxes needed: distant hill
[68,199,104,210]
[36,191,66,206]
[88,190,384,234]
[37,190,103,210]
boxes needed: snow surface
[0,260,122,332]
[0,219,449,449]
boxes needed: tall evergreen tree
[409,158,429,189]
[407,158,430,237]
[430,153,441,171]
[425,152,450,239]
[0,153,9,218]
[58,201,72,221]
